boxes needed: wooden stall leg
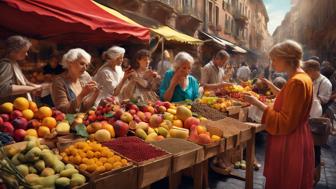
[193,162,203,189]
[169,172,182,189]
[245,127,256,189]
[202,159,209,189]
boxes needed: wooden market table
[201,117,265,189]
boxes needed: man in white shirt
[303,59,332,118]
[236,62,251,82]
[201,50,231,91]
[157,50,172,77]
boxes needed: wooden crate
[137,153,172,188]
[202,140,225,160]
[93,165,137,189]
[152,139,204,173]
[73,182,92,189]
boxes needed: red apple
[0,117,3,126]
[184,117,200,129]
[129,109,137,115]
[149,114,163,128]
[12,117,28,130]
[113,120,129,137]
[0,114,10,122]
[14,129,26,142]
[114,110,124,119]
[11,110,23,120]
[108,117,117,125]
[162,102,171,109]
[55,113,65,121]
[158,106,166,113]
[133,115,141,123]
[1,122,14,136]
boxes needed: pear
[16,164,29,176]
[55,177,70,187]
[34,160,45,172]
[25,147,41,162]
[70,173,86,187]
[135,128,147,140]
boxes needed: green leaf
[65,114,75,125]
[104,113,113,118]
[74,124,89,138]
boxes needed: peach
[28,101,38,112]
[38,106,52,119]
[22,109,34,120]
[38,126,50,138]
[42,117,57,129]
[13,97,29,111]
[0,102,14,113]
[172,119,183,128]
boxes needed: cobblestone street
[154,132,336,189]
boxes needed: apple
[135,122,149,131]
[121,112,133,123]
[158,106,166,113]
[14,129,27,142]
[133,115,141,123]
[0,114,10,122]
[129,109,137,115]
[184,117,200,129]
[107,117,117,125]
[11,110,23,120]
[162,102,171,109]
[149,114,163,128]
[0,117,3,126]
[1,122,14,136]
[163,112,174,121]
[114,110,124,119]
[55,113,65,121]
[127,104,139,112]
[113,120,129,137]
[144,112,152,121]
[88,114,97,122]
[12,117,28,130]
[155,135,165,142]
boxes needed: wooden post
[193,162,203,189]
[202,159,209,189]
[245,127,256,189]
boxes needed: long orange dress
[262,72,314,189]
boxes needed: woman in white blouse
[93,46,133,105]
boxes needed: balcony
[234,11,248,28]
[146,0,177,10]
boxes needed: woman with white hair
[51,48,99,113]
[244,40,314,189]
[93,46,133,104]
[0,35,46,103]
[159,52,199,102]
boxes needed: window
[209,2,213,24]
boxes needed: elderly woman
[120,49,160,102]
[51,48,99,113]
[160,52,199,102]
[0,35,45,103]
[93,46,133,104]
[244,40,314,189]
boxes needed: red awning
[0,0,150,45]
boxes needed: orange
[42,117,57,129]
[22,109,34,120]
[79,164,88,171]
[96,166,106,173]
[29,101,38,112]
[37,126,50,138]
[86,165,96,173]
[13,97,29,111]
[121,159,128,165]
[104,163,113,171]
[0,102,13,113]
[112,162,122,169]
[86,125,95,134]
[38,106,52,119]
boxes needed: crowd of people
[1,35,336,189]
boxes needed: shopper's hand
[123,68,135,80]
[242,93,260,106]
[171,69,185,86]
[259,77,272,87]
[80,80,98,97]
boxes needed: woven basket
[191,102,227,121]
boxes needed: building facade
[272,0,336,61]
[97,0,271,65]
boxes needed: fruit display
[3,138,86,188]
[197,96,243,112]
[103,137,168,163]
[0,97,69,141]
[188,125,221,145]
[61,141,129,174]
[86,121,115,142]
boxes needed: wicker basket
[191,102,227,121]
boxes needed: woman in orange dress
[244,40,314,189]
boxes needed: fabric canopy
[0,0,150,44]
[94,1,202,45]
[200,31,247,53]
